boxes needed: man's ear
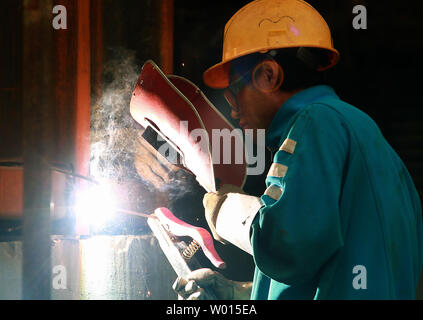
[252,60,284,93]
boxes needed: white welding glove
[203,184,244,244]
[172,268,252,300]
[203,184,263,255]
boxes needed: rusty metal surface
[0,167,23,218]
[19,0,94,299]
[158,0,174,74]
[22,0,55,300]
[0,166,71,219]
[75,0,91,177]
[0,235,178,300]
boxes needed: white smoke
[90,47,197,201]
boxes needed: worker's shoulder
[280,102,348,147]
[301,97,379,133]
[291,101,347,131]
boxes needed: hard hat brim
[203,46,340,89]
[203,59,231,89]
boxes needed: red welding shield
[130,60,247,192]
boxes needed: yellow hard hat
[203,0,340,88]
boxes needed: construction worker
[173,0,423,299]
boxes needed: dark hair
[272,48,328,90]
[230,47,329,91]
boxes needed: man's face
[224,68,278,132]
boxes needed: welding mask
[130,60,247,192]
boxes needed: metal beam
[158,0,174,74]
[75,0,91,177]
[22,0,54,300]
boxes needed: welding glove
[172,268,252,300]
[202,184,243,244]
[203,184,263,255]
[134,134,181,189]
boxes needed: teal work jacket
[250,85,423,299]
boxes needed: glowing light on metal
[74,183,116,231]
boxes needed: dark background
[1,0,423,283]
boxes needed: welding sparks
[74,179,156,234]
[74,183,117,231]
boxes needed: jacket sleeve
[250,104,349,285]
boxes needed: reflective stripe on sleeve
[264,185,282,200]
[280,138,297,154]
[267,163,288,178]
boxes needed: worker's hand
[134,134,181,189]
[203,184,245,244]
[172,268,252,300]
